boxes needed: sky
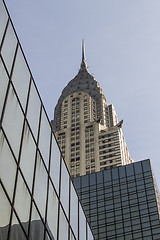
[5,0,160,187]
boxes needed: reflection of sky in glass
[73,160,160,239]
[5,0,160,189]
[0,1,93,239]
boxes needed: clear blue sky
[5,0,160,187]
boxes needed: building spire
[82,39,85,62]
[80,39,89,72]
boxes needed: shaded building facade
[52,42,132,178]
[0,1,94,239]
[73,159,160,240]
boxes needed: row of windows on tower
[55,96,116,131]
[69,124,97,176]
[85,126,95,174]
[60,95,100,129]
[57,127,125,177]
[70,102,81,177]
[56,93,126,177]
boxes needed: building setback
[0,1,94,239]
[73,159,160,240]
[52,41,132,178]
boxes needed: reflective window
[39,108,51,169]
[88,223,94,240]
[104,169,111,181]
[126,164,134,176]
[13,172,31,234]
[2,84,24,159]
[0,131,17,200]
[73,176,80,189]
[50,134,60,194]
[112,168,118,179]
[10,212,27,240]
[134,161,142,174]
[142,160,150,172]
[0,0,8,43]
[119,166,126,178]
[34,152,48,218]
[20,122,36,190]
[60,159,69,217]
[0,184,11,230]
[0,59,9,118]
[90,173,96,185]
[30,203,44,239]
[79,205,86,240]
[1,22,17,74]
[97,171,103,184]
[27,81,41,141]
[82,174,89,187]
[47,183,58,239]
[59,207,68,240]
[11,46,30,111]
[70,182,78,238]
[70,230,76,240]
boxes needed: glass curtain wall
[73,160,160,240]
[0,0,94,239]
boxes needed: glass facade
[0,0,94,239]
[73,159,160,240]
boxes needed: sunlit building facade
[0,1,94,239]
[51,25,160,240]
[52,42,132,178]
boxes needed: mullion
[28,104,42,238]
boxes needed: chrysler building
[52,42,133,177]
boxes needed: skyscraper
[52,41,132,178]
[0,1,94,239]
[52,42,160,240]
[73,159,160,240]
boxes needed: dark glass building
[73,159,160,240]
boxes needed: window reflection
[1,22,17,74]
